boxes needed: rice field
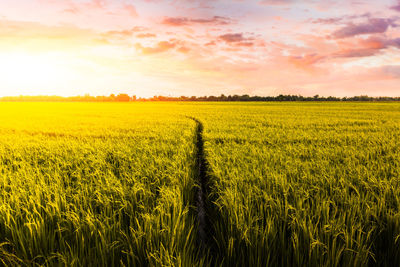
[0,102,399,266]
[0,103,202,266]
[196,102,400,266]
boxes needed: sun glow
[0,52,77,95]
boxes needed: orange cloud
[288,53,326,70]
[135,41,176,54]
[136,33,156,38]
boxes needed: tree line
[1,94,399,102]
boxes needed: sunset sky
[0,0,399,97]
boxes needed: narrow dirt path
[187,116,213,250]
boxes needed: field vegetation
[195,102,400,266]
[0,102,399,266]
[0,103,203,266]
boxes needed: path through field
[188,117,216,253]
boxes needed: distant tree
[232,95,240,101]
[2,94,400,102]
[108,94,116,102]
[241,94,250,101]
[115,94,131,102]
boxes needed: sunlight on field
[0,102,399,266]
[0,103,201,266]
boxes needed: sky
[0,0,399,97]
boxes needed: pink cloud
[332,36,386,58]
[218,33,256,47]
[333,48,381,58]
[124,4,138,17]
[87,0,107,9]
[391,1,400,12]
[44,0,139,20]
[378,65,400,79]
[219,33,247,42]
[311,17,344,25]
[387,38,400,48]
[162,16,231,26]
[259,0,293,6]
[360,65,400,81]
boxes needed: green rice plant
[0,103,209,266]
[192,102,400,266]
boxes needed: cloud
[123,4,138,17]
[103,27,148,38]
[312,17,343,24]
[105,29,134,38]
[379,65,400,78]
[311,13,371,25]
[259,0,293,6]
[331,35,400,58]
[88,0,107,9]
[136,33,156,38]
[286,34,400,66]
[217,33,256,47]
[288,53,326,69]
[391,1,400,12]
[332,36,393,58]
[333,48,381,58]
[46,0,139,19]
[63,6,79,14]
[205,41,216,46]
[177,46,190,53]
[235,42,254,47]
[332,18,396,38]
[162,16,231,26]
[387,38,400,48]
[135,41,176,54]
[359,36,387,49]
[219,33,247,42]
[366,65,400,80]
